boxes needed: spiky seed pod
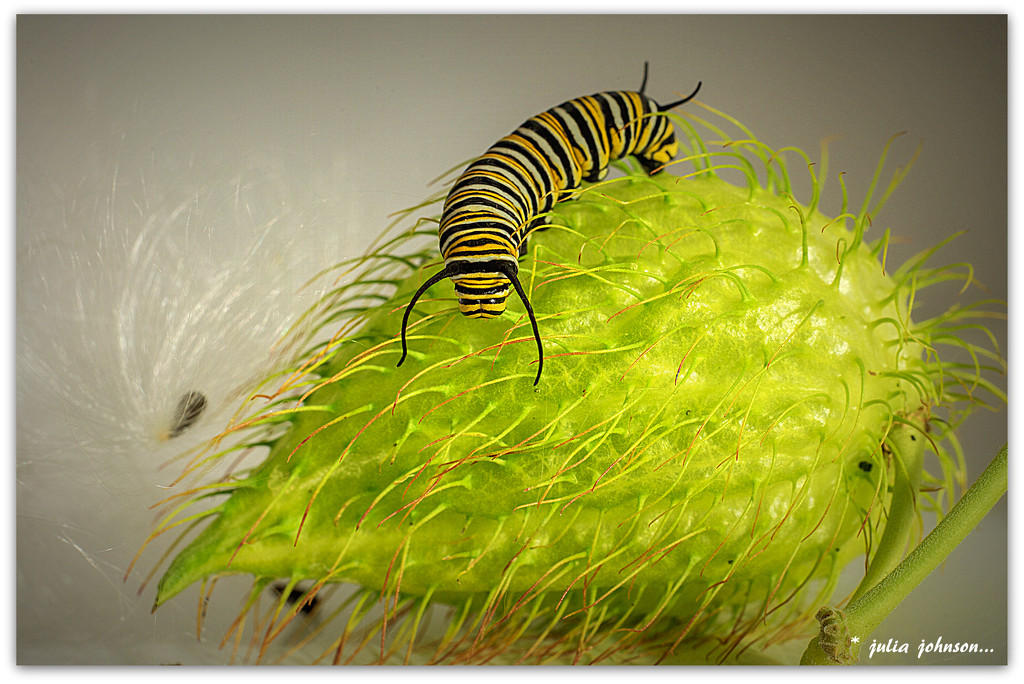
[140,108,1003,665]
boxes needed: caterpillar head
[397,262,544,385]
[451,273,512,318]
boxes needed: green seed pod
[141,107,1002,665]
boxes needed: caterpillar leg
[518,215,553,257]
[584,166,609,183]
[528,215,550,233]
[636,155,666,175]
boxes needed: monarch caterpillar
[397,63,702,385]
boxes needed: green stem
[801,442,1007,665]
[850,420,925,603]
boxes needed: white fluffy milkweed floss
[18,153,342,463]
[16,144,349,663]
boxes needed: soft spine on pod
[138,105,1003,665]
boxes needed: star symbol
[851,636,860,643]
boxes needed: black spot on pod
[169,391,207,439]
[858,461,873,473]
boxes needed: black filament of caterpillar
[397,63,702,385]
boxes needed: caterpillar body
[398,63,701,385]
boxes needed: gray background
[17,15,1007,665]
